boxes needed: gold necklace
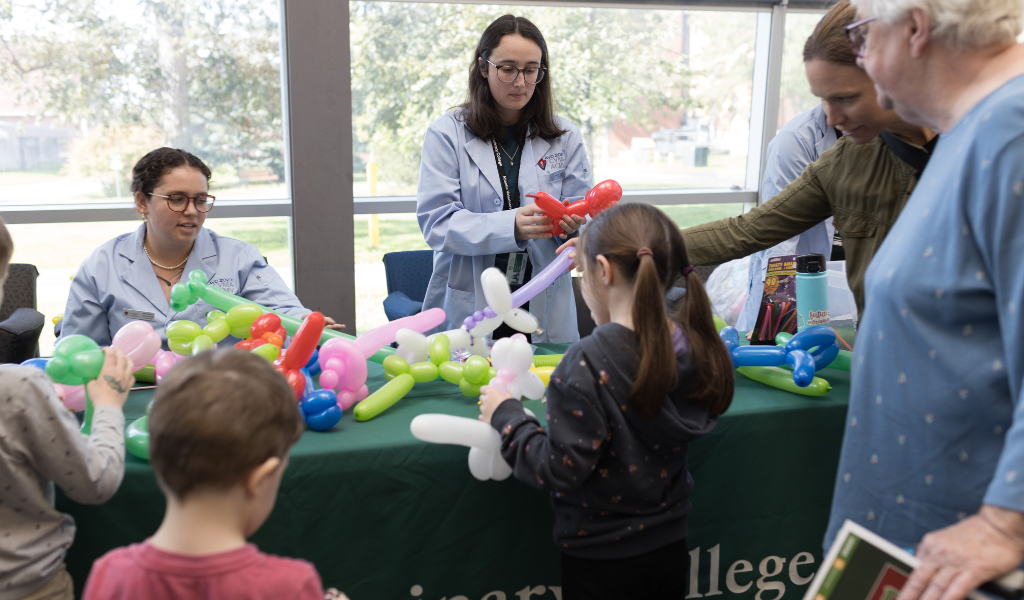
[500,141,521,167]
[143,242,190,270]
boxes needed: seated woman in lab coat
[417,14,591,343]
[60,147,345,346]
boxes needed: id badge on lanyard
[505,251,528,286]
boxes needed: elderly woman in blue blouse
[60,147,345,346]
[829,0,1024,595]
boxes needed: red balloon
[234,339,254,350]
[284,368,306,400]
[251,313,283,340]
[528,179,622,236]
[282,311,324,370]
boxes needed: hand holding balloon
[528,179,623,236]
[478,385,514,425]
[85,348,136,410]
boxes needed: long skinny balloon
[509,249,575,309]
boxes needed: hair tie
[636,247,653,259]
[682,265,695,276]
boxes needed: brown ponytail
[578,203,734,417]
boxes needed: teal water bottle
[796,253,829,331]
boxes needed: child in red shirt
[83,350,344,600]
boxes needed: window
[0,0,288,206]
[777,11,828,132]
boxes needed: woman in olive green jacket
[681,4,935,316]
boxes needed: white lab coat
[736,104,839,330]
[60,223,309,347]
[417,110,593,342]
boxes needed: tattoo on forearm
[104,375,127,393]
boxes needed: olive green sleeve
[681,151,839,266]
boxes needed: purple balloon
[510,248,575,309]
[473,310,485,321]
[463,316,476,330]
[483,307,497,319]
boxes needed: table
[58,344,851,600]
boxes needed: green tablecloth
[58,343,850,599]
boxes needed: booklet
[805,520,1024,600]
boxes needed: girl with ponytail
[479,203,734,600]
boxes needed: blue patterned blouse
[826,74,1024,549]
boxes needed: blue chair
[382,250,434,321]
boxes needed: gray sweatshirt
[0,366,125,600]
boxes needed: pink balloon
[337,386,368,410]
[351,307,446,359]
[111,321,162,370]
[319,369,339,390]
[154,350,185,383]
[55,383,87,412]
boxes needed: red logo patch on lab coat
[537,158,547,170]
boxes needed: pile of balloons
[720,325,838,396]
[169,269,394,363]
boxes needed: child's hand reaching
[86,347,136,410]
[478,385,514,425]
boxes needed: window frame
[0,0,791,329]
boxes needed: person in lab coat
[60,147,345,346]
[417,14,592,342]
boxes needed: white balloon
[480,268,513,315]
[490,337,512,370]
[520,371,546,400]
[506,381,522,401]
[410,414,500,450]
[509,338,534,373]
[469,314,503,338]
[468,336,491,357]
[504,308,539,334]
[439,328,471,350]
[489,450,512,481]
[467,447,494,481]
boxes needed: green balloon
[125,416,150,461]
[438,361,463,385]
[48,335,102,385]
[69,349,105,380]
[166,320,201,342]
[486,367,497,382]
[382,355,410,377]
[202,318,230,343]
[428,334,450,366]
[354,373,415,421]
[169,283,195,312]
[191,334,215,356]
[251,343,280,363]
[463,355,490,385]
[459,379,482,397]
[168,340,193,356]
[409,362,439,383]
[736,366,831,396]
[206,310,227,322]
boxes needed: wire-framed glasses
[845,16,877,57]
[485,59,546,84]
[150,193,216,213]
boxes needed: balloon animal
[169,269,394,363]
[719,326,837,396]
[528,179,623,237]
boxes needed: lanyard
[490,137,515,211]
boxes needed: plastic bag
[705,256,750,327]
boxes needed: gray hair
[854,0,1023,47]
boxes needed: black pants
[560,539,690,600]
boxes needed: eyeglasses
[150,193,216,213]
[485,59,546,85]
[845,16,877,57]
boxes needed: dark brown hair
[130,147,212,199]
[457,14,567,142]
[149,349,304,499]
[803,0,859,66]
[578,203,734,417]
[0,217,12,272]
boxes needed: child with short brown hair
[82,349,335,599]
[0,217,135,600]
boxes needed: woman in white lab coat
[61,147,345,346]
[417,14,592,342]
